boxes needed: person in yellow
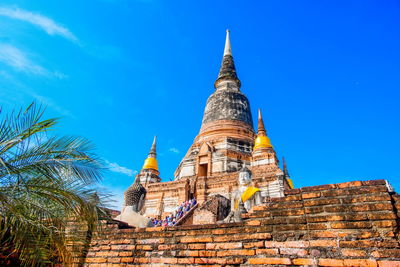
[223,165,262,222]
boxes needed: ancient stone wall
[84,179,400,266]
[144,180,188,218]
[145,165,284,219]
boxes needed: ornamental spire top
[223,29,232,56]
[148,136,157,158]
[282,157,294,189]
[257,109,267,136]
[283,157,290,177]
[214,30,241,89]
[253,109,273,150]
[142,136,158,170]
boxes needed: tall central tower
[175,30,256,180]
[200,30,254,139]
[139,30,290,217]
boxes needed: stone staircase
[174,203,198,226]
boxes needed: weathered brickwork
[83,180,400,266]
[139,31,292,220]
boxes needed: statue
[223,165,262,222]
[114,176,153,227]
[124,176,146,212]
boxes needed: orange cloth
[241,186,260,203]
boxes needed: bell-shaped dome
[201,90,253,127]
[254,135,273,150]
[143,157,158,170]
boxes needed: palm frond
[0,102,110,266]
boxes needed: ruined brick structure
[84,180,400,266]
[135,30,292,220]
[85,31,400,265]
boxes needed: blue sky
[0,0,399,208]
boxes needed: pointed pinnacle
[223,29,232,56]
[257,109,266,136]
[215,30,240,89]
[149,136,157,158]
[283,157,290,177]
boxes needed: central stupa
[175,30,257,181]
[127,30,293,219]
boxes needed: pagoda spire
[223,29,232,56]
[214,29,241,89]
[282,156,294,189]
[253,109,273,150]
[148,136,157,158]
[142,136,158,170]
[282,157,289,177]
[257,109,266,136]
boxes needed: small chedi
[114,137,157,227]
[84,31,400,266]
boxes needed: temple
[84,30,400,267]
[120,30,293,223]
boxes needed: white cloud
[0,43,46,75]
[169,147,179,153]
[0,43,65,78]
[0,6,78,42]
[105,160,138,177]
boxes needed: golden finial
[253,109,273,150]
[142,136,158,170]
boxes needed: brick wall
[83,179,400,266]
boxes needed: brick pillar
[178,179,189,203]
[207,152,212,177]
[196,177,207,205]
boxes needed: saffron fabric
[241,186,260,203]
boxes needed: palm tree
[0,103,108,266]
